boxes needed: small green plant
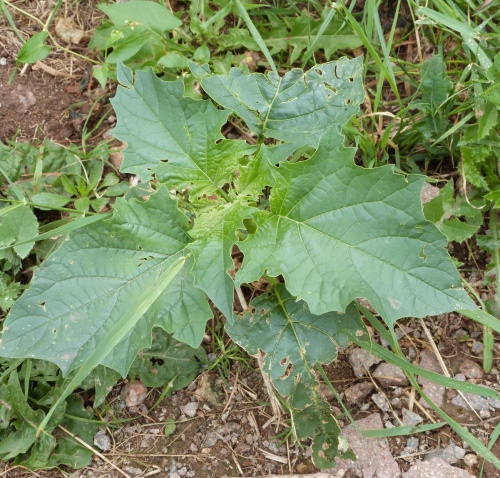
[3,57,498,468]
[88,0,363,87]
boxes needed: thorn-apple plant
[0,58,476,467]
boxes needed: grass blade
[233,0,278,76]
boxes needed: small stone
[406,437,419,452]
[463,453,478,467]
[181,402,199,418]
[140,436,153,448]
[170,473,181,478]
[451,391,490,412]
[373,362,409,387]
[331,413,400,478]
[122,466,142,476]
[348,348,382,377]
[402,408,423,426]
[344,382,374,404]
[122,380,148,407]
[178,466,188,476]
[471,340,483,355]
[404,457,475,477]
[93,430,111,451]
[372,391,391,412]
[189,443,199,452]
[418,349,445,408]
[187,471,196,478]
[421,182,440,204]
[407,347,417,360]
[425,442,464,465]
[459,359,484,379]
[0,57,6,67]
[204,432,218,447]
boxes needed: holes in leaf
[334,65,340,79]
[279,362,294,380]
[215,138,222,144]
[280,357,288,366]
[324,83,337,95]
[345,99,351,105]
[52,328,57,334]
[315,68,324,76]
[349,77,354,82]
[38,301,46,311]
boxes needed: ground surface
[0,1,499,478]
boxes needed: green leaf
[201,57,364,148]
[80,366,121,408]
[0,205,38,259]
[31,192,71,209]
[237,127,475,324]
[188,200,254,320]
[129,328,205,389]
[164,417,176,436]
[0,186,212,376]
[227,285,363,401]
[99,1,181,35]
[17,31,51,64]
[45,396,97,469]
[0,372,44,460]
[111,67,255,196]
[423,181,483,243]
[419,54,453,113]
[226,285,363,468]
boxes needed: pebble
[178,466,188,476]
[348,348,382,377]
[425,442,465,464]
[418,349,445,408]
[121,380,148,407]
[463,453,478,467]
[404,457,475,477]
[459,359,484,379]
[93,430,111,451]
[451,390,491,412]
[372,391,391,412]
[406,437,419,452]
[402,408,423,426]
[169,473,181,478]
[0,57,6,67]
[344,382,375,404]
[181,401,199,418]
[471,340,483,354]
[122,467,143,476]
[373,362,409,387]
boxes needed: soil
[0,2,499,478]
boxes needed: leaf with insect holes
[128,328,206,389]
[226,285,363,468]
[226,285,363,401]
[200,57,364,149]
[237,126,475,325]
[111,66,254,200]
[0,187,211,376]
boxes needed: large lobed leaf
[111,66,253,196]
[237,127,476,325]
[201,57,364,149]
[0,187,211,376]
